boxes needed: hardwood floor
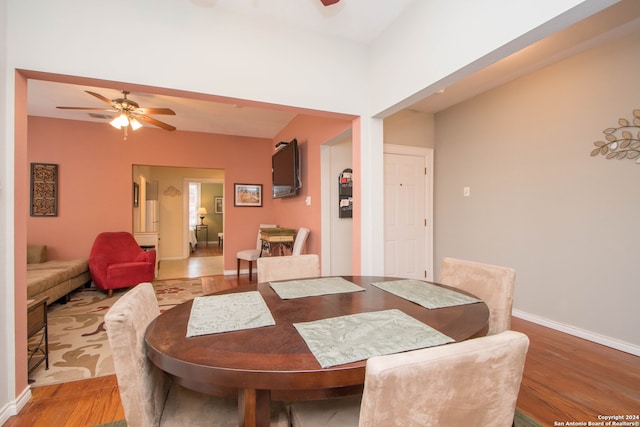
[512,317,640,425]
[6,274,639,426]
[191,243,223,257]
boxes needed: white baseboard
[0,385,31,424]
[513,309,640,357]
[225,269,246,276]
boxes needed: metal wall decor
[590,109,640,163]
[30,163,58,216]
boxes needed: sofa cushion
[27,268,70,298]
[27,259,89,277]
[27,245,47,264]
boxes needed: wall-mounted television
[272,138,301,198]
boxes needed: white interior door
[384,146,433,280]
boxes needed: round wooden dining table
[144,276,489,427]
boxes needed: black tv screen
[272,139,300,198]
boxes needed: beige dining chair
[438,257,516,335]
[257,253,320,283]
[291,227,310,255]
[290,330,530,427]
[236,223,277,282]
[105,282,289,427]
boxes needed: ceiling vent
[88,113,113,120]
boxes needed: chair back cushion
[438,257,515,335]
[105,283,169,427]
[257,254,320,283]
[90,232,145,263]
[27,244,47,264]
[292,228,310,256]
[359,331,529,427]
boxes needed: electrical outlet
[463,187,470,197]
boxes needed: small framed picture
[234,183,262,207]
[214,197,223,214]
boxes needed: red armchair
[89,232,156,297]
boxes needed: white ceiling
[28,81,301,139]
[26,0,640,139]
[189,0,419,44]
[27,0,418,139]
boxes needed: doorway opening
[189,181,224,258]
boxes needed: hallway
[156,242,224,280]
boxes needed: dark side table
[27,296,49,382]
[195,224,208,247]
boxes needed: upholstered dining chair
[236,223,277,282]
[289,330,530,427]
[105,282,290,427]
[257,254,320,283]
[292,227,310,255]
[438,257,516,335]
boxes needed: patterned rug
[28,279,205,387]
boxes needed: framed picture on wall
[30,163,58,216]
[234,183,262,207]
[214,197,223,213]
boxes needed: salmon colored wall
[14,72,29,396]
[272,115,352,257]
[27,117,276,271]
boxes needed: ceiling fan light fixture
[110,113,129,129]
[58,89,176,138]
[129,117,143,130]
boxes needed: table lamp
[197,207,207,225]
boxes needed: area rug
[95,410,543,427]
[28,278,205,387]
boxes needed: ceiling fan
[56,90,176,139]
[320,0,340,6]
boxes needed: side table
[27,296,49,382]
[260,228,295,256]
[195,224,209,247]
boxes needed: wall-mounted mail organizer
[339,168,353,218]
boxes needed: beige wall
[434,30,640,347]
[201,182,224,241]
[384,109,434,148]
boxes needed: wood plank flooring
[5,274,639,426]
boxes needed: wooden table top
[144,276,489,426]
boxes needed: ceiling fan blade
[135,114,176,131]
[320,0,340,5]
[85,90,117,107]
[135,107,176,115]
[56,107,115,111]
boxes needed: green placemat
[371,279,480,309]
[186,291,275,337]
[294,309,454,368]
[270,277,364,299]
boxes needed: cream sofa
[27,245,90,303]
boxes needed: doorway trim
[383,144,434,280]
[183,177,224,258]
